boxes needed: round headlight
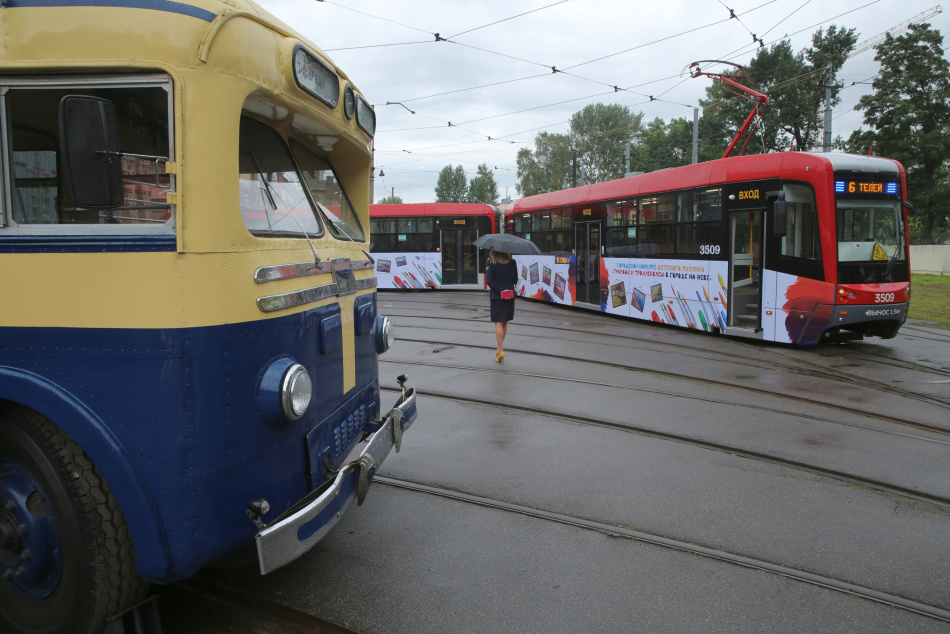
[343,85,356,120]
[375,315,395,354]
[281,364,312,421]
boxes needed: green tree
[516,131,572,196]
[847,23,950,242]
[434,165,468,203]
[635,116,698,172]
[467,163,499,204]
[570,103,642,182]
[376,194,404,204]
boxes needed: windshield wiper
[251,153,322,270]
[316,203,374,265]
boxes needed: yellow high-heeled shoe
[496,350,505,363]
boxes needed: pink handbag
[500,290,514,300]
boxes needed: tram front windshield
[836,199,907,284]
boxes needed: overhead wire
[350,0,925,192]
[446,0,571,39]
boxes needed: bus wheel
[0,407,144,634]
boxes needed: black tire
[0,404,145,634]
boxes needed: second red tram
[370,203,500,289]
[507,152,911,345]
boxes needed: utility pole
[822,63,833,152]
[691,108,699,164]
[571,148,577,188]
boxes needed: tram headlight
[281,364,312,421]
[374,315,395,355]
[257,358,313,425]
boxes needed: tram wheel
[0,405,145,634]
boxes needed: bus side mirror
[902,200,914,216]
[59,96,124,208]
[768,191,787,238]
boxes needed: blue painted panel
[4,0,216,21]
[0,300,380,582]
[320,314,342,356]
[353,294,378,391]
[0,235,176,253]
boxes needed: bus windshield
[239,117,323,238]
[291,139,365,241]
[836,199,907,284]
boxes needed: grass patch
[909,274,950,329]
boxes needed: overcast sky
[257,0,949,204]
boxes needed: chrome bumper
[254,386,417,574]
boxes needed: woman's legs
[495,321,506,352]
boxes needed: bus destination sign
[835,180,899,196]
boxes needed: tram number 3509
[875,293,895,303]
[699,245,722,255]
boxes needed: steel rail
[375,475,950,624]
[381,293,950,382]
[388,337,950,437]
[382,304,950,404]
[379,385,950,510]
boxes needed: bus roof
[2,0,353,81]
[370,203,498,218]
[509,151,903,214]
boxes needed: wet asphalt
[164,291,950,633]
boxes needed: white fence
[911,245,950,276]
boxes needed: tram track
[373,475,950,625]
[388,334,950,438]
[382,298,950,409]
[380,384,950,511]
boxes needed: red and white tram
[370,203,500,289]
[507,152,911,345]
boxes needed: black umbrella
[472,233,542,255]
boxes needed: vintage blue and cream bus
[0,0,416,632]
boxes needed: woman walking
[486,249,518,363]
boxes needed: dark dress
[486,259,518,323]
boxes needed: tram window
[641,194,675,223]
[417,219,434,233]
[534,232,553,253]
[638,224,674,255]
[397,218,417,234]
[551,230,572,253]
[605,227,636,256]
[4,84,172,229]
[239,117,322,238]
[371,233,396,252]
[679,189,722,222]
[551,210,562,229]
[781,184,820,261]
[606,200,636,226]
[677,222,719,255]
[376,218,396,233]
[514,213,529,232]
[290,140,364,241]
[532,213,548,231]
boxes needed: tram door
[728,209,763,330]
[440,228,479,285]
[574,222,601,305]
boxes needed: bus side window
[2,83,173,230]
